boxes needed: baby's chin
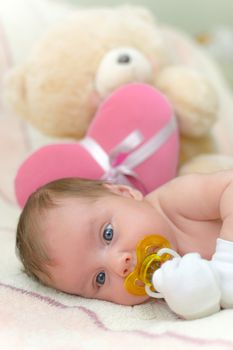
[102,293,150,306]
[119,297,150,306]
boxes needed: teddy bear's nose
[117,54,131,64]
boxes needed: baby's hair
[16,177,112,286]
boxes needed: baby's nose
[111,252,134,278]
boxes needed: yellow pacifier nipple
[124,235,172,296]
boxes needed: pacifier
[124,234,179,297]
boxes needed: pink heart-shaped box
[15,83,179,207]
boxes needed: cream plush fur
[4,5,233,173]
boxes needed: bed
[1,1,233,349]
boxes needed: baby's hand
[153,253,221,319]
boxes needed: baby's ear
[104,183,143,201]
[3,66,29,118]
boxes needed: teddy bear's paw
[179,154,233,175]
[156,66,218,138]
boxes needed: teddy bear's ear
[120,5,157,24]
[3,66,29,119]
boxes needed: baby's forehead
[41,194,99,226]
[52,191,117,206]
[40,191,121,241]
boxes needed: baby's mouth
[124,235,172,296]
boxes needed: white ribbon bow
[80,116,177,192]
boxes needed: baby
[16,170,233,319]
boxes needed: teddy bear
[3,5,233,173]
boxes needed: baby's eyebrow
[75,240,96,297]
[78,208,108,297]
[78,272,97,298]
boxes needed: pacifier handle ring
[157,247,180,258]
[145,247,180,299]
[145,285,164,299]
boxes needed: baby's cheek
[117,293,150,306]
[99,282,150,305]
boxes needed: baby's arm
[162,170,233,307]
[155,170,233,242]
[150,171,233,318]
[204,170,233,308]
[218,173,233,242]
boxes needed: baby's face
[42,185,161,305]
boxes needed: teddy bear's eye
[117,54,131,64]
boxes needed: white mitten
[152,253,221,319]
[211,238,233,308]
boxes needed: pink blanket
[1,6,233,349]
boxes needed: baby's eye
[96,271,106,286]
[103,223,114,243]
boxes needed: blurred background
[66,0,233,88]
[67,0,233,34]
[0,0,232,88]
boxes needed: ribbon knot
[103,163,138,186]
[80,116,177,193]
